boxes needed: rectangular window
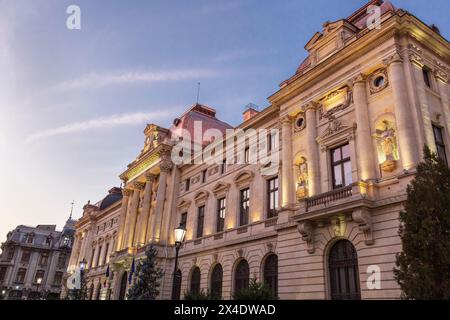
[423,67,432,88]
[220,159,227,174]
[267,177,279,218]
[331,144,353,189]
[6,248,14,261]
[53,272,63,286]
[89,249,95,268]
[103,243,110,265]
[21,250,31,264]
[268,132,278,152]
[196,206,205,239]
[34,270,45,284]
[15,268,26,283]
[57,253,67,269]
[39,252,49,266]
[185,179,190,192]
[96,246,102,267]
[0,266,7,283]
[244,147,250,164]
[180,212,188,229]
[433,125,448,164]
[240,188,250,226]
[217,198,226,232]
[202,169,207,183]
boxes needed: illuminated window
[331,144,352,189]
[239,188,250,226]
[15,268,27,283]
[267,177,279,218]
[196,206,205,239]
[217,198,226,232]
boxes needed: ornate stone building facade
[0,220,75,300]
[66,0,450,300]
[62,187,122,300]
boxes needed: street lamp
[1,289,6,300]
[36,277,42,300]
[171,225,186,300]
[79,258,87,271]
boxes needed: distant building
[0,219,75,300]
[61,187,122,300]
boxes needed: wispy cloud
[55,69,218,91]
[26,110,177,143]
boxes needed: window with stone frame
[423,66,432,88]
[53,271,63,286]
[21,250,31,264]
[267,177,279,218]
[5,247,15,261]
[34,270,45,283]
[331,144,352,189]
[57,253,67,269]
[190,267,201,295]
[433,125,448,164]
[15,268,27,283]
[239,188,250,226]
[234,259,250,293]
[217,197,226,232]
[180,212,188,229]
[0,266,7,283]
[96,246,103,267]
[196,206,205,239]
[39,252,49,266]
[103,242,110,265]
[263,254,278,297]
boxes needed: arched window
[190,267,201,295]
[210,264,223,299]
[118,272,128,300]
[263,254,278,297]
[328,240,361,300]
[234,259,249,293]
[171,269,182,300]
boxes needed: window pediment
[194,191,210,205]
[212,182,230,197]
[233,170,255,188]
[177,199,192,210]
[317,119,357,150]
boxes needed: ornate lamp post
[35,277,42,300]
[171,225,186,300]
[78,258,87,300]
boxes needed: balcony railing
[305,186,353,211]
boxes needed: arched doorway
[210,264,223,299]
[328,239,361,300]
[118,271,128,300]
[171,269,182,300]
[190,267,201,295]
[263,254,278,297]
[234,259,249,294]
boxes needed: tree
[394,146,450,299]
[66,269,87,300]
[234,277,278,300]
[184,289,213,300]
[127,245,164,300]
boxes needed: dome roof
[98,187,123,210]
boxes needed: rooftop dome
[98,187,123,210]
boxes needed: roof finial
[69,200,74,220]
[196,82,201,105]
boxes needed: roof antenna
[69,200,75,220]
[196,82,201,105]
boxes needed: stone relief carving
[318,86,353,120]
[352,208,374,245]
[373,120,399,172]
[297,221,315,254]
[296,157,309,200]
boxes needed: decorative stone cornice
[233,170,255,188]
[434,68,449,84]
[194,190,210,205]
[212,182,231,197]
[297,221,315,254]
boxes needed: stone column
[68,233,81,270]
[138,173,156,246]
[115,188,132,251]
[352,74,377,181]
[385,52,418,170]
[305,103,321,196]
[99,242,108,266]
[151,161,172,242]
[280,115,295,207]
[125,182,144,249]
[92,244,100,268]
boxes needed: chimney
[243,103,260,122]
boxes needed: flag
[128,257,135,284]
[105,264,110,278]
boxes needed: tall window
[234,259,249,293]
[331,144,352,189]
[263,254,278,297]
[202,169,207,183]
[39,252,49,266]
[53,272,63,286]
[210,264,223,299]
[185,179,190,192]
[15,268,27,283]
[21,250,31,264]
[267,177,279,218]
[268,132,278,152]
[423,67,432,88]
[57,253,66,269]
[89,249,95,268]
[196,206,205,239]
[433,125,448,164]
[34,270,45,283]
[244,147,250,164]
[103,242,110,265]
[180,212,187,229]
[190,267,201,295]
[217,198,226,232]
[220,159,227,174]
[0,266,7,283]
[96,246,102,267]
[239,188,250,226]
[6,248,14,261]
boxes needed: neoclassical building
[0,220,75,300]
[62,187,122,300]
[67,0,450,300]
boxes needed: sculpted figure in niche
[373,120,398,172]
[296,157,309,200]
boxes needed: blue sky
[0,0,449,241]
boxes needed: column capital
[280,114,294,126]
[122,188,133,197]
[303,101,319,113]
[383,52,403,67]
[160,161,173,173]
[434,68,449,84]
[351,73,368,86]
[145,173,157,182]
[133,182,145,191]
